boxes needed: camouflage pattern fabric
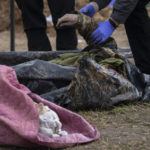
[50,45,126,77]
[74,12,117,48]
[50,52,95,67]
[67,57,140,110]
[99,58,126,77]
[74,12,98,45]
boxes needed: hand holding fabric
[56,14,78,28]
[90,20,115,44]
[79,4,95,18]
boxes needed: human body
[57,0,150,100]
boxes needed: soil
[75,103,150,150]
[1,23,150,150]
[0,23,129,52]
[0,1,150,150]
[0,0,129,51]
[0,103,150,150]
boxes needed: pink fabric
[0,65,99,149]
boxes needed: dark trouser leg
[25,29,52,51]
[48,0,77,50]
[15,0,52,51]
[125,0,150,74]
[125,0,150,101]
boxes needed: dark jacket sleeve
[111,0,139,24]
[91,0,139,24]
[90,0,111,10]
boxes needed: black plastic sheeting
[41,86,71,106]
[13,59,76,81]
[0,50,81,66]
[118,47,133,58]
[12,60,76,98]
[0,48,132,66]
[0,51,145,109]
[125,59,145,94]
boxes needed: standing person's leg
[48,0,77,50]
[125,0,150,74]
[125,0,150,100]
[15,0,52,51]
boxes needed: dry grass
[68,103,150,150]
[0,103,150,150]
[0,0,21,32]
[0,1,150,150]
[0,0,114,51]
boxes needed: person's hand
[79,4,95,18]
[90,20,115,44]
[56,14,78,28]
[108,0,115,7]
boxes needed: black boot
[142,74,150,102]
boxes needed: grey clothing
[91,0,146,24]
[91,0,150,75]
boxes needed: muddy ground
[0,2,150,150]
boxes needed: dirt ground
[0,23,129,52]
[0,103,150,150]
[73,103,150,150]
[0,3,150,150]
[0,1,129,52]
[1,25,150,150]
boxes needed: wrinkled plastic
[0,48,131,66]
[0,50,145,109]
[125,59,145,94]
[25,80,57,95]
[118,47,133,58]
[41,86,71,106]
[13,59,76,80]
[68,57,141,110]
[0,50,81,66]
[12,59,75,96]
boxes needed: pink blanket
[0,65,99,149]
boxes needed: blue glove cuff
[108,0,115,6]
[87,4,95,18]
[106,20,116,31]
[79,4,95,18]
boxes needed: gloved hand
[79,4,95,18]
[108,0,115,6]
[90,20,115,44]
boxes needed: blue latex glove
[79,4,95,18]
[90,20,115,44]
[108,0,115,6]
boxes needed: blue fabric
[79,4,95,18]
[90,20,115,44]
